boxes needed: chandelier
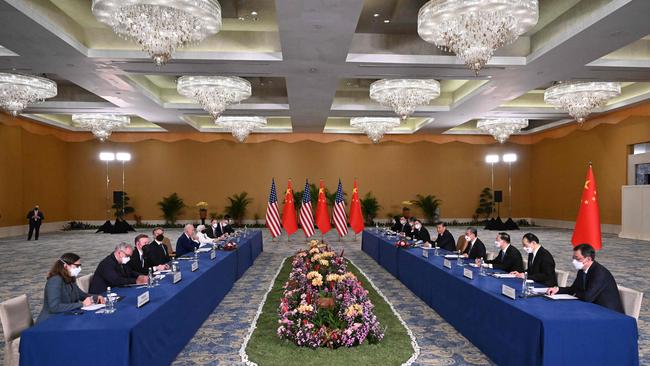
[92,0,222,66]
[177,76,251,118]
[216,116,267,142]
[418,0,539,74]
[72,114,130,142]
[477,118,528,143]
[369,79,441,120]
[0,73,57,116]
[350,117,401,143]
[544,81,621,123]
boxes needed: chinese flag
[315,180,331,234]
[282,180,298,235]
[349,179,365,234]
[571,164,602,250]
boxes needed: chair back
[555,269,569,287]
[0,294,33,342]
[618,285,644,320]
[456,235,467,252]
[77,274,93,294]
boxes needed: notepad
[493,273,518,279]
[531,287,549,294]
[154,270,171,275]
[545,294,578,300]
[444,254,460,259]
[81,303,106,311]
[196,247,212,253]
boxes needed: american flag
[299,180,315,238]
[265,179,282,237]
[333,179,348,236]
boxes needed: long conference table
[20,230,263,366]
[362,230,639,366]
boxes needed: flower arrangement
[395,239,412,248]
[195,201,209,209]
[222,241,238,251]
[277,240,384,349]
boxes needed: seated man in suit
[410,219,431,244]
[432,221,456,252]
[390,216,401,232]
[511,233,557,286]
[547,244,624,313]
[146,227,172,267]
[206,218,223,239]
[89,242,147,294]
[394,216,411,235]
[483,232,524,272]
[222,215,235,235]
[461,227,486,260]
[176,224,200,257]
[129,234,150,275]
[406,217,417,238]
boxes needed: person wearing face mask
[89,242,148,294]
[176,224,201,257]
[37,253,104,323]
[462,227,486,260]
[206,218,222,239]
[547,244,624,313]
[26,204,45,240]
[410,219,431,244]
[146,227,172,265]
[390,216,402,232]
[195,224,217,247]
[483,232,524,272]
[129,234,151,275]
[222,215,235,235]
[406,217,417,238]
[432,221,456,252]
[394,216,411,235]
[510,233,557,286]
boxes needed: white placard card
[137,291,150,308]
[210,250,216,260]
[463,268,473,280]
[501,284,516,300]
[443,259,452,269]
[173,271,182,284]
[422,248,429,258]
[191,261,199,272]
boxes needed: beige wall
[2,114,648,227]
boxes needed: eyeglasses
[70,263,82,268]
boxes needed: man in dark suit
[89,243,147,294]
[145,227,171,266]
[176,224,200,257]
[222,215,235,235]
[410,219,431,243]
[205,218,222,239]
[511,233,557,286]
[485,232,524,272]
[27,205,44,240]
[462,227,486,260]
[433,221,456,252]
[393,216,411,235]
[547,244,624,313]
[129,234,150,275]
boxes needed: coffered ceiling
[1,0,650,139]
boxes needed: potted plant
[158,193,186,225]
[360,192,381,226]
[411,194,442,223]
[196,201,209,225]
[225,192,253,226]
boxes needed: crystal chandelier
[544,81,621,123]
[177,76,251,118]
[350,117,401,143]
[72,114,130,142]
[418,0,539,74]
[92,0,222,66]
[0,73,57,116]
[216,116,267,142]
[369,79,441,120]
[477,118,528,143]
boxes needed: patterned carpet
[0,226,647,365]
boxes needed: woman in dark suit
[37,253,104,323]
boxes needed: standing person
[27,205,44,240]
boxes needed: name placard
[191,261,199,272]
[210,250,216,260]
[501,284,516,300]
[173,271,182,284]
[463,268,473,280]
[137,291,150,308]
[443,259,452,269]
[422,248,429,258]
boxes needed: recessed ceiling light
[251,11,258,16]
[383,19,390,24]
[373,13,380,17]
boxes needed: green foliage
[325,188,347,207]
[410,194,442,223]
[474,187,494,220]
[293,183,318,208]
[111,192,134,218]
[225,192,253,224]
[360,192,381,225]
[157,193,186,225]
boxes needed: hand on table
[546,287,559,296]
[156,264,169,271]
[136,275,148,285]
[96,295,105,304]
[82,297,94,307]
[511,271,525,279]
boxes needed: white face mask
[121,256,131,265]
[523,246,533,254]
[415,224,422,230]
[572,259,584,270]
[400,220,406,225]
[465,235,471,242]
[69,266,82,277]
[495,241,502,248]
[212,223,218,228]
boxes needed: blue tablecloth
[362,230,639,366]
[20,230,263,366]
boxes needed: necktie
[160,242,167,256]
[582,272,587,290]
[500,250,505,261]
[528,253,533,269]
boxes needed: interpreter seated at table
[89,243,148,294]
[221,215,236,235]
[196,224,218,246]
[37,253,105,323]
[483,232,524,272]
[176,224,201,257]
[461,227,486,260]
[511,233,557,287]
[410,219,431,244]
[546,244,624,313]
[205,218,224,239]
[432,221,456,252]
[393,216,411,235]
[146,227,172,266]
